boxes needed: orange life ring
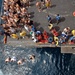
[73,11,75,16]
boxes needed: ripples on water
[0,43,75,75]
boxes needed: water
[0,44,75,75]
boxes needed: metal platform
[7,40,75,53]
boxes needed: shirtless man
[36,1,42,12]
[5,57,11,63]
[29,54,35,63]
[17,59,26,65]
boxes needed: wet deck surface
[1,0,75,53]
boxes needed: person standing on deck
[36,1,42,12]
[40,0,45,6]
[47,15,52,23]
[20,0,30,7]
[45,0,51,9]
[56,14,61,24]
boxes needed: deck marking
[42,9,69,17]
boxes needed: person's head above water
[5,57,11,63]
[17,59,26,65]
[29,55,35,60]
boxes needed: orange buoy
[73,11,75,16]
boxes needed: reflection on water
[0,45,75,75]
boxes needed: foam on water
[0,70,4,75]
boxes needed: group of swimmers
[5,55,35,65]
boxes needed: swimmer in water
[5,56,16,63]
[11,56,16,62]
[17,59,26,65]
[29,55,35,62]
[5,57,11,63]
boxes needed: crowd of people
[0,0,75,46]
